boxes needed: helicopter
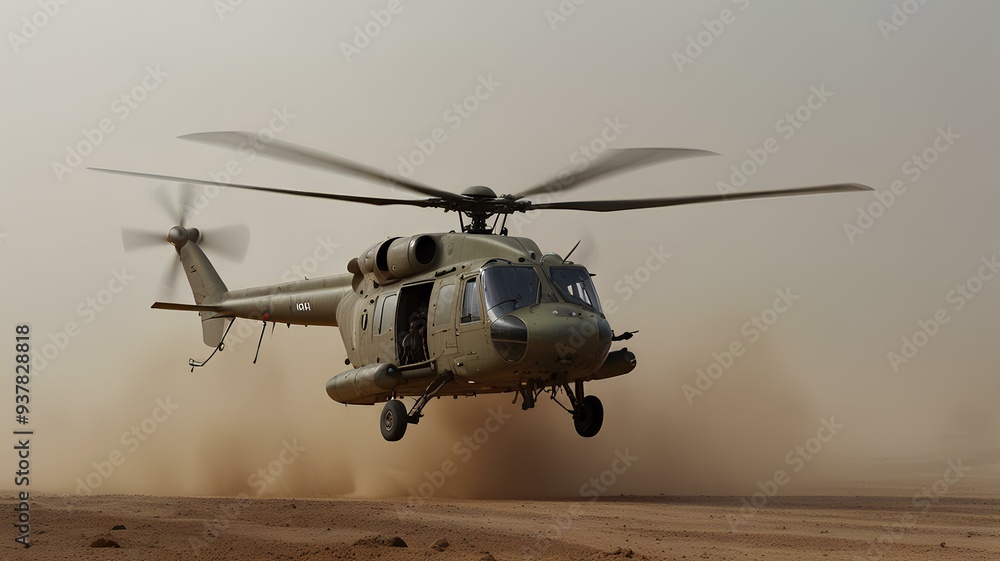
[93,131,871,441]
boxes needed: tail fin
[178,243,230,347]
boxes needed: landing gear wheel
[573,395,604,438]
[380,399,408,442]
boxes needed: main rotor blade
[516,148,718,199]
[180,131,462,201]
[121,228,165,252]
[527,183,873,212]
[201,224,251,262]
[89,167,438,208]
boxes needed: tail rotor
[121,184,250,294]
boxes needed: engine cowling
[357,235,438,284]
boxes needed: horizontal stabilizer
[151,302,231,314]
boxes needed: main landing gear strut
[519,379,604,438]
[380,376,603,441]
[379,374,452,442]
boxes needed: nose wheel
[573,395,604,438]
[546,380,605,438]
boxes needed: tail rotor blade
[178,183,197,228]
[160,258,182,294]
[152,186,181,224]
[120,183,246,298]
[201,224,250,262]
[121,228,166,252]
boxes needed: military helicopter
[93,132,870,441]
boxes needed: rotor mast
[460,185,502,234]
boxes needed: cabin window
[461,278,482,324]
[377,294,397,335]
[434,284,455,327]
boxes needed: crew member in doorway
[401,321,426,364]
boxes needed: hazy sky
[2,1,998,499]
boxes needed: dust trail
[29,311,1000,500]
[405,339,817,499]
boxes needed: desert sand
[5,488,998,560]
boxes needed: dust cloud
[29,307,999,502]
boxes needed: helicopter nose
[490,304,612,371]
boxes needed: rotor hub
[167,226,200,248]
[462,185,497,199]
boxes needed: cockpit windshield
[549,266,602,312]
[481,266,539,321]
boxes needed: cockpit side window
[549,266,602,312]
[481,266,539,321]
[460,277,482,324]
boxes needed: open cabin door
[396,282,434,366]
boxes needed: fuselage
[207,233,632,403]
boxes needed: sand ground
[4,487,998,561]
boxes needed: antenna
[562,240,581,264]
